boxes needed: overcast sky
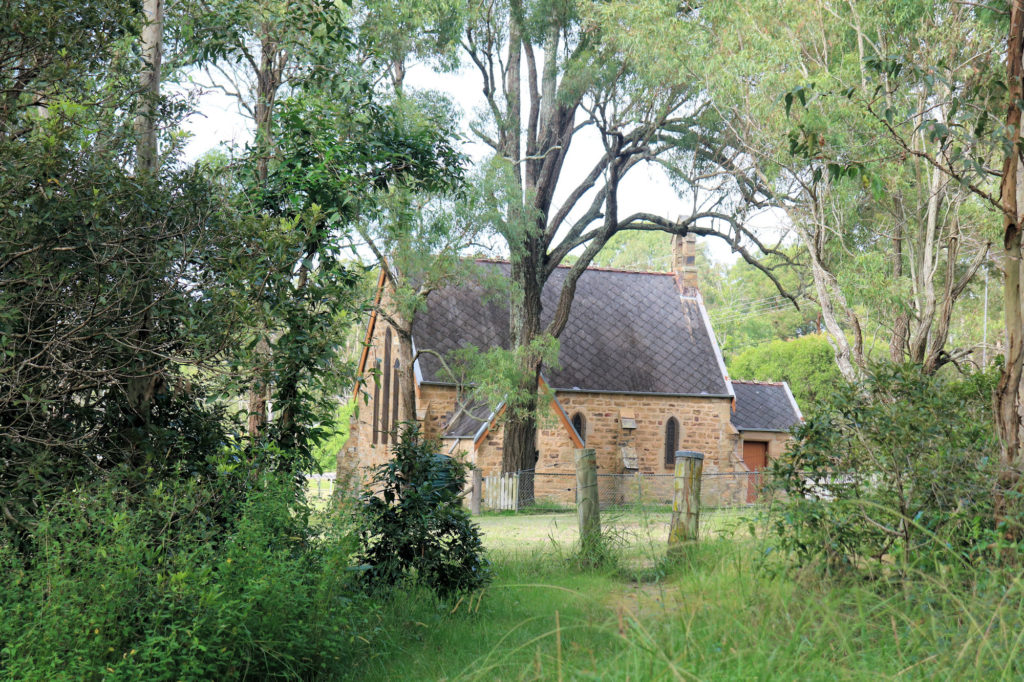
[181,61,787,266]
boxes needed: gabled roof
[730,380,803,432]
[441,376,584,449]
[442,395,495,440]
[412,261,731,397]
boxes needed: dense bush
[0,472,371,680]
[356,424,491,598]
[728,334,842,417]
[769,364,1002,577]
[312,400,357,472]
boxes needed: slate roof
[442,394,497,439]
[730,381,802,432]
[412,261,731,397]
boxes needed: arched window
[381,329,392,444]
[571,412,586,445]
[391,359,401,429]
[664,417,679,468]
[372,359,381,444]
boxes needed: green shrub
[769,364,1002,577]
[311,400,356,472]
[0,472,371,680]
[728,334,841,417]
[355,424,491,599]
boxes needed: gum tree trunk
[502,252,543,475]
[126,0,164,424]
[994,1,1024,536]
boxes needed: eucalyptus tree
[701,0,1024,530]
[458,0,793,472]
[171,0,362,438]
[0,1,253,531]
[692,0,999,379]
[351,0,463,91]
[172,1,465,461]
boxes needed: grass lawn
[344,509,1024,681]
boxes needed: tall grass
[347,514,1024,681]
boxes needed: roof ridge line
[472,258,675,277]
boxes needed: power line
[707,294,790,314]
[711,301,793,323]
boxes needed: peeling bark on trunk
[994,2,1024,536]
[792,205,863,383]
[909,160,948,364]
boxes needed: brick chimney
[671,233,698,291]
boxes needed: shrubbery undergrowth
[355,424,491,598]
[769,363,1007,577]
[0,473,371,680]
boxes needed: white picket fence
[306,472,336,498]
[484,472,520,510]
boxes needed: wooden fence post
[669,450,704,548]
[471,469,482,515]
[575,448,601,554]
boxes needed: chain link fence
[483,469,773,512]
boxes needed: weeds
[348,509,1024,681]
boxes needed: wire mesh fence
[482,469,773,512]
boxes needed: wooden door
[742,441,769,504]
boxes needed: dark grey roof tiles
[412,261,730,396]
[730,381,802,432]
[441,394,496,439]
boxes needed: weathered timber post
[470,469,482,515]
[575,448,601,553]
[669,450,704,548]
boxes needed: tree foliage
[770,364,1001,577]
[355,424,490,598]
[693,0,1000,379]
[729,335,841,416]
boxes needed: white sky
[182,62,788,266]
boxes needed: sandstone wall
[472,390,751,508]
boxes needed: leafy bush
[0,472,372,680]
[356,424,491,598]
[311,400,357,472]
[769,364,1001,577]
[728,334,842,417]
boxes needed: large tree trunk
[125,0,164,425]
[502,249,544,473]
[395,322,417,426]
[994,2,1024,536]
[246,30,285,438]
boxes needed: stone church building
[341,235,802,506]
